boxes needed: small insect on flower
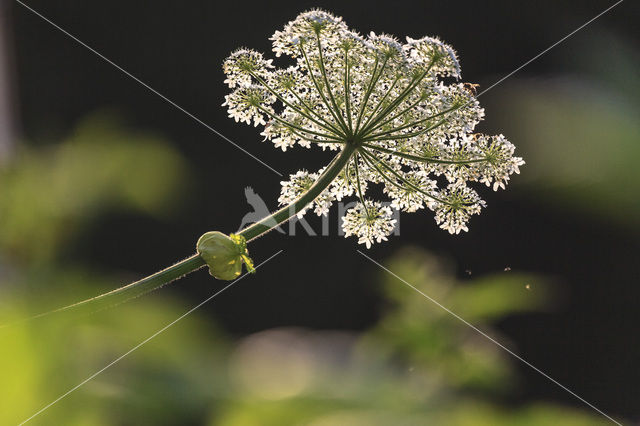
[463,82,480,95]
[223,9,524,247]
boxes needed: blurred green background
[0,146,606,424]
[1,0,638,424]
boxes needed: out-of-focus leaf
[449,273,552,321]
[0,273,229,425]
[489,34,640,227]
[0,113,189,260]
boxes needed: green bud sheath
[196,231,254,280]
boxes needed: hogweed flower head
[39,11,527,321]
[223,9,524,246]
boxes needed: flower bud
[196,231,255,280]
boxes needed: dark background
[6,0,639,420]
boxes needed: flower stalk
[24,143,358,320]
[239,142,358,241]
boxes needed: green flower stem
[315,31,350,134]
[249,72,345,137]
[353,154,371,219]
[255,105,342,141]
[28,143,357,321]
[299,43,347,133]
[354,55,386,133]
[364,104,461,140]
[358,55,440,137]
[357,74,402,135]
[343,48,354,133]
[359,67,431,137]
[289,129,344,145]
[237,142,357,241]
[363,143,490,165]
[371,97,424,131]
[360,148,450,205]
[362,118,448,142]
[20,254,206,323]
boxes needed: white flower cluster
[342,201,397,248]
[223,9,524,246]
[277,169,333,217]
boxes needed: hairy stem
[22,143,357,322]
[238,142,356,240]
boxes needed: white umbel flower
[223,9,524,246]
[223,49,274,88]
[384,170,437,212]
[278,169,334,217]
[473,134,525,190]
[222,86,275,126]
[342,201,396,248]
[433,184,485,234]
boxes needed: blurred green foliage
[0,115,607,424]
[0,113,188,261]
[490,33,640,227]
[215,248,604,425]
[0,291,229,425]
[0,113,213,425]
